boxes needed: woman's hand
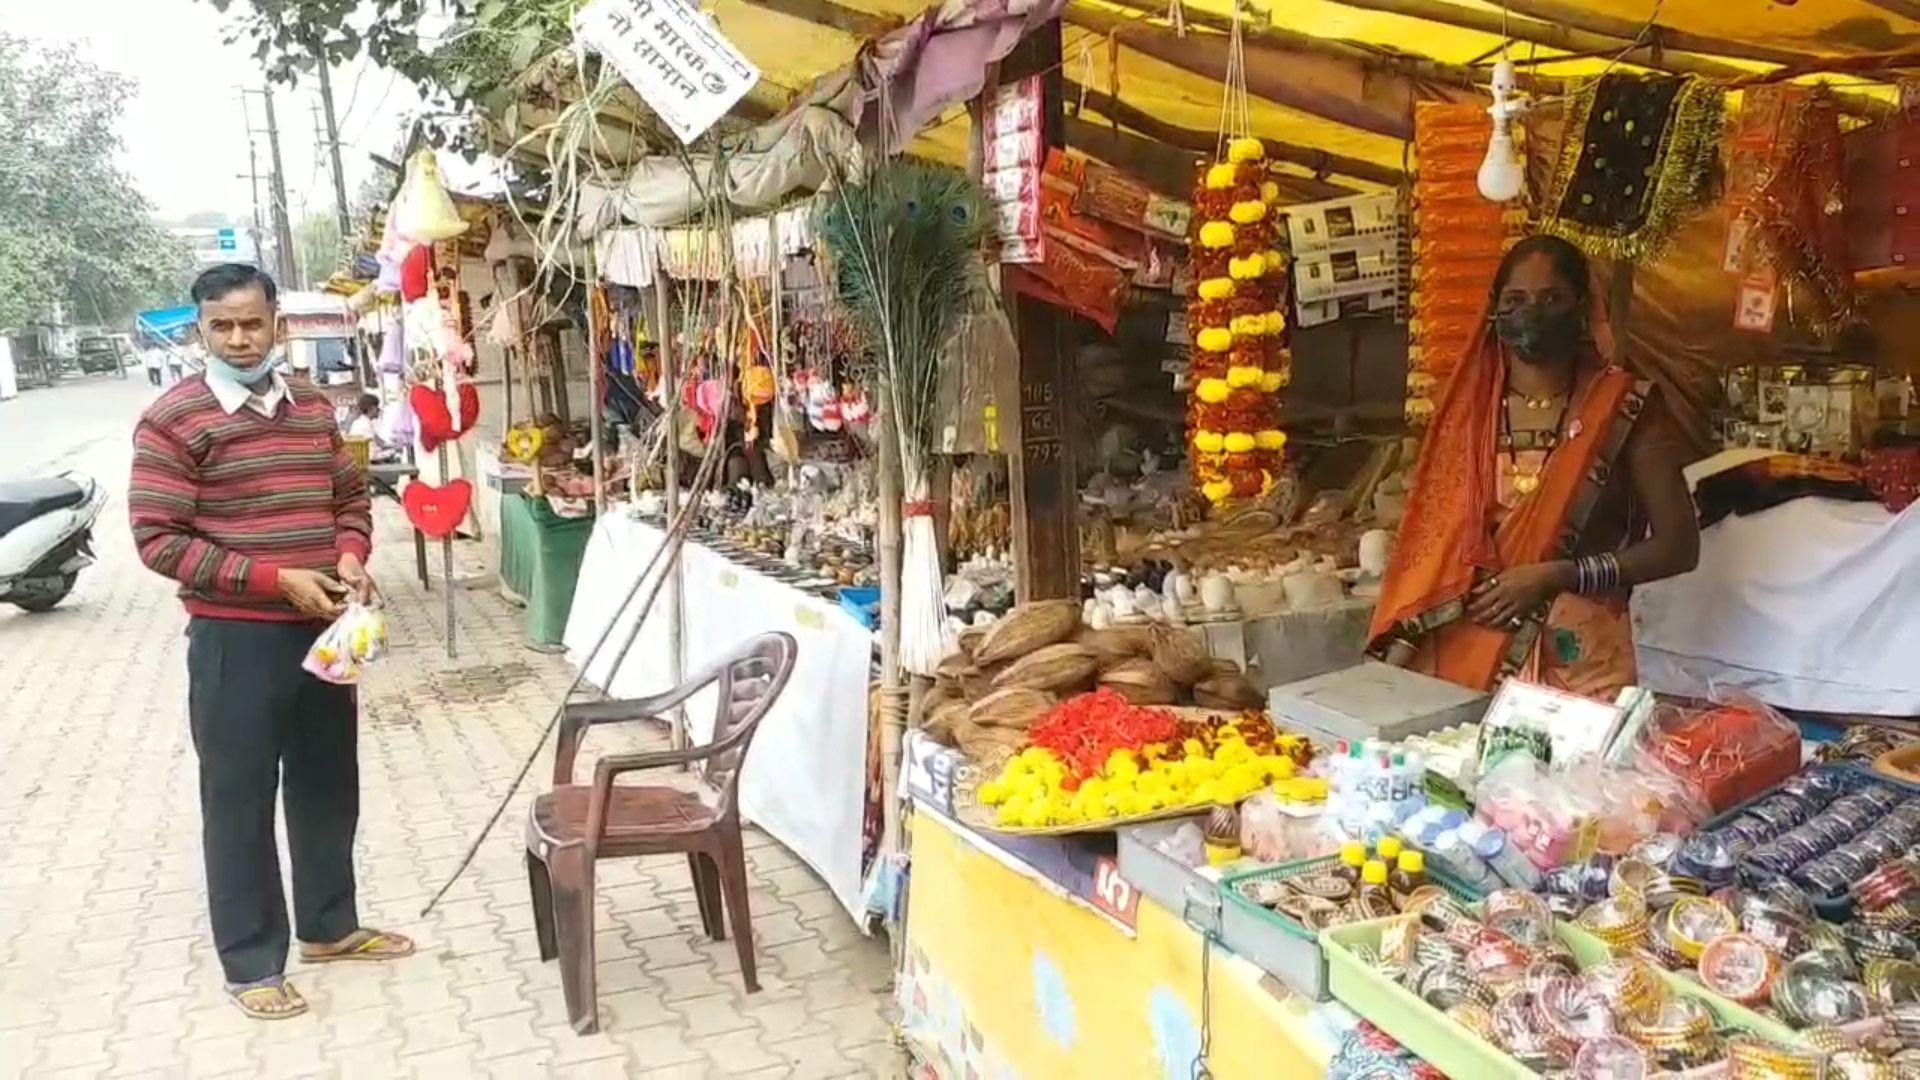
[1467,561,1572,629]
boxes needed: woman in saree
[1369,235,1700,699]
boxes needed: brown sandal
[299,928,416,964]
[228,977,308,1020]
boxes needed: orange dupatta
[1368,303,1642,692]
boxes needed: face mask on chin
[1494,306,1583,364]
[204,346,283,388]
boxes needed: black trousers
[186,617,361,984]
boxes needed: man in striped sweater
[129,264,415,1020]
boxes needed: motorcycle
[0,473,107,613]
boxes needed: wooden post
[993,22,1082,602]
[585,258,608,518]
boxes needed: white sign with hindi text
[573,0,761,145]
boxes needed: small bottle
[1376,835,1405,864]
[1360,859,1391,902]
[1204,805,1242,867]
[1336,840,1368,882]
[1389,850,1428,908]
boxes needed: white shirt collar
[206,368,290,417]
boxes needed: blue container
[837,586,882,630]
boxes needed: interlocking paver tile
[1,380,903,1076]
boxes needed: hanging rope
[1213,0,1255,158]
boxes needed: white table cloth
[563,514,874,921]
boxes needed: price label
[1091,857,1140,930]
[718,569,740,589]
[793,606,825,630]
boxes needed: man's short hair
[191,264,280,309]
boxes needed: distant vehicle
[74,335,131,378]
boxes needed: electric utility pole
[257,88,299,287]
[241,142,266,266]
[314,57,355,245]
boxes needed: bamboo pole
[585,252,609,518]
[654,273,689,750]
[874,409,907,870]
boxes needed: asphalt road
[0,373,155,481]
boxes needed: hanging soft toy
[378,315,406,375]
[410,382,480,452]
[393,150,468,245]
[839,385,872,428]
[742,364,775,405]
[399,245,432,303]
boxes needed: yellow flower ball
[1265,310,1287,334]
[1259,371,1288,394]
[1226,365,1263,389]
[1195,326,1234,353]
[1265,250,1286,273]
[1255,429,1287,451]
[1193,429,1225,454]
[979,779,1009,805]
[1199,221,1235,249]
[1260,181,1280,203]
[1230,314,1267,337]
[1227,137,1266,164]
[1205,163,1239,190]
[1229,200,1268,225]
[1223,432,1257,454]
[1195,377,1231,404]
[1260,469,1278,495]
[1202,479,1234,504]
[1197,277,1235,301]
[1228,255,1264,281]
[1406,396,1437,422]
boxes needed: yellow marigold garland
[1188,138,1287,507]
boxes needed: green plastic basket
[1323,916,1822,1080]
[1219,854,1486,943]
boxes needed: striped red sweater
[129,374,372,621]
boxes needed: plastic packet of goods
[302,602,390,685]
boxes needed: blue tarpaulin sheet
[136,305,195,341]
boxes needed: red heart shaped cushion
[409,382,480,452]
[402,479,473,539]
[400,245,433,302]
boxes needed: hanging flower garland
[1187,138,1288,508]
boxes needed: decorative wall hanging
[1845,80,1920,273]
[1409,101,1524,426]
[1540,73,1725,263]
[402,479,474,539]
[1727,84,1853,332]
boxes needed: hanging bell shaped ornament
[395,150,468,243]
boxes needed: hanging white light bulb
[1478,57,1528,203]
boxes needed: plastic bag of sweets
[303,602,389,685]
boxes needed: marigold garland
[1188,138,1286,507]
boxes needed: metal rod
[437,442,458,659]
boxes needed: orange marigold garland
[1188,138,1286,507]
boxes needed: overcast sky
[11,0,423,223]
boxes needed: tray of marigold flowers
[953,688,1315,835]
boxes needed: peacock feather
[812,160,990,477]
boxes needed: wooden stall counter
[900,810,1331,1079]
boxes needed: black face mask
[1494,305,1583,362]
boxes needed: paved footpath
[0,379,901,1078]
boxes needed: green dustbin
[497,492,595,651]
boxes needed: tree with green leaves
[0,34,194,331]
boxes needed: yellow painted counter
[900,811,1331,1079]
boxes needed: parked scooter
[0,474,107,612]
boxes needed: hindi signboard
[573,0,761,145]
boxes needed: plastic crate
[1323,916,1826,1080]
[837,586,880,630]
[1698,762,1915,923]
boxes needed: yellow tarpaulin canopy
[688,0,1911,189]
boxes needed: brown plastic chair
[524,631,798,1034]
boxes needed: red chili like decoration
[1026,688,1180,782]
